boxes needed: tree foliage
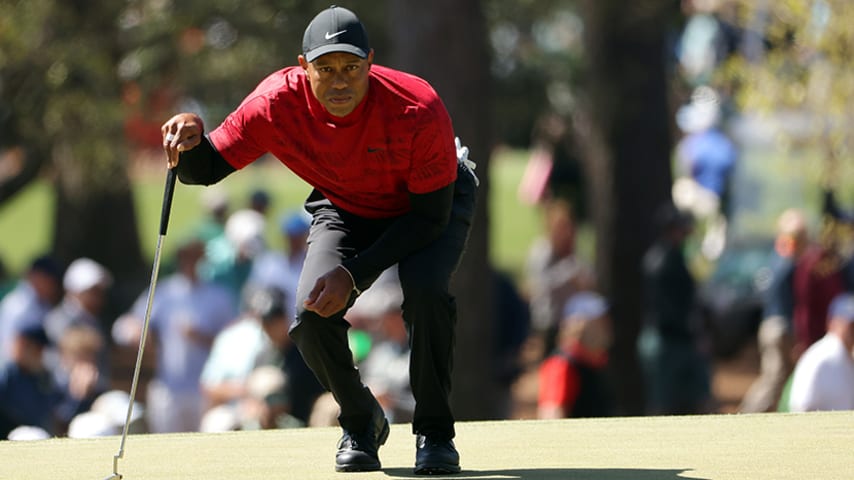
[716,0,854,184]
[1,0,582,192]
[484,0,585,146]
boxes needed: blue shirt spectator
[0,256,62,363]
[113,237,237,433]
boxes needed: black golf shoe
[414,434,461,475]
[334,412,390,472]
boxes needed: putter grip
[159,168,178,236]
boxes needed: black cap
[302,5,370,62]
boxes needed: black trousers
[290,163,476,440]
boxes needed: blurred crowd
[0,188,331,440]
[2,0,854,442]
[4,169,854,442]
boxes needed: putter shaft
[106,168,176,479]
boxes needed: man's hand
[303,265,356,317]
[161,113,205,169]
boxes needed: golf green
[1,412,851,479]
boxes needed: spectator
[43,257,113,387]
[281,211,310,269]
[518,112,587,217]
[348,276,414,424]
[792,242,846,357]
[6,425,51,441]
[44,258,112,346]
[249,188,272,217]
[66,410,120,439]
[245,210,311,318]
[242,365,299,430]
[525,198,594,358]
[676,0,742,87]
[537,291,613,419]
[253,288,325,425]
[88,389,146,435]
[673,85,737,260]
[492,269,531,417]
[0,324,61,438]
[740,208,808,413]
[196,187,230,243]
[200,208,267,305]
[53,325,109,431]
[113,236,236,433]
[638,204,713,415]
[200,287,276,412]
[0,255,63,363]
[787,293,854,412]
[201,365,300,432]
[201,285,323,428]
[53,325,106,433]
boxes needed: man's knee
[290,307,331,346]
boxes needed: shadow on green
[382,467,708,480]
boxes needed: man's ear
[298,55,309,70]
[366,49,374,65]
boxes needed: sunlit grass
[1,141,841,282]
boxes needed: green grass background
[0,149,544,281]
[2,142,850,283]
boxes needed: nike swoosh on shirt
[367,147,384,153]
[325,30,347,40]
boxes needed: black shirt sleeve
[175,135,237,186]
[341,183,454,287]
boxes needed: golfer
[161,5,476,475]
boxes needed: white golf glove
[455,136,479,186]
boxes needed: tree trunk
[44,1,148,323]
[574,1,679,415]
[388,0,501,421]
[52,140,146,325]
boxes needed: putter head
[107,452,124,480]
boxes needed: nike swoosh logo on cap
[325,30,347,40]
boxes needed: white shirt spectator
[132,273,235,394]
[200,317,270,389]
[116,271,236,433]
[788,334,854,412]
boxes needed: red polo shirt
[209,65,458,219]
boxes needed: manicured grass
[1,412,852,479]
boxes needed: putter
[103,167,177,480]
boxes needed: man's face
[299,51,373,117]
